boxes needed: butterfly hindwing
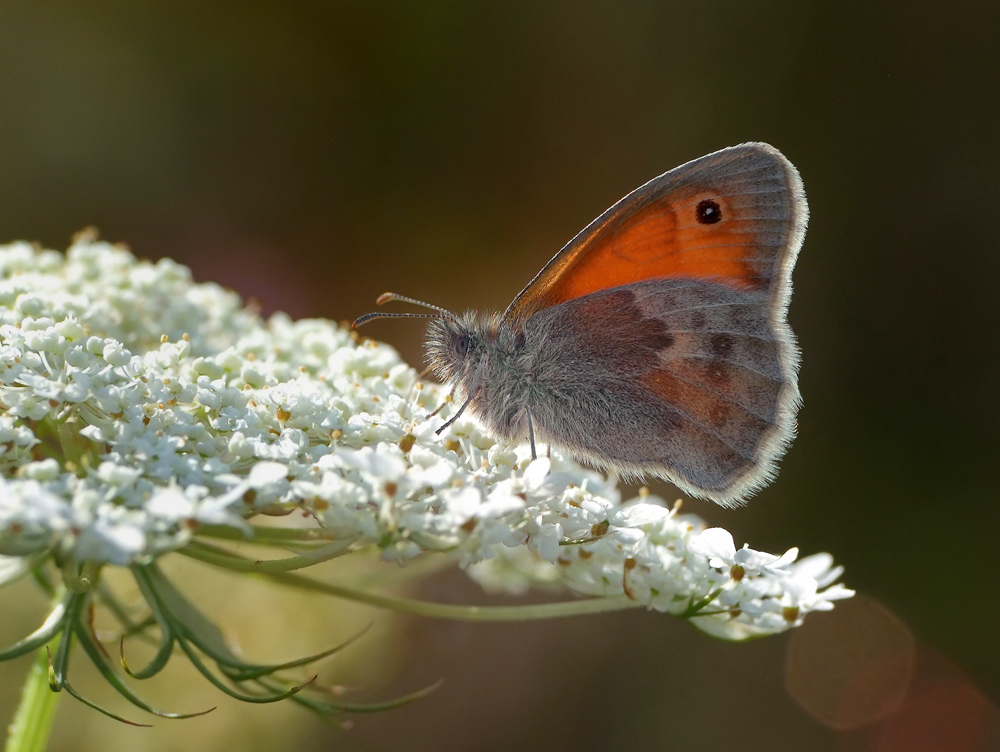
[518,278,796,504]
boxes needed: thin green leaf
[119,629,174,681]
[0,596,70,661]
[72,618,215,719]
[143,562,380,690]
[97,584,160,648]
[136,564,242,667]
[119,569,178,678]
[269,676,443,714]
[176,636,316,704]
[224,623,373,682]
[312,679,443,714]
[62,681,153,727]
[48,593,86,690]
[0,554,29,587]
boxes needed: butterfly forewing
[504,142,806,327]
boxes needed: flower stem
[179,543,642,621]
[4,635,62,752]
[264,568,642,622]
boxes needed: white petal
[689,528,736,564]
[248,461,289,486]
[75,521,146,566]
[522,457,551,489]
[610,502,670,527]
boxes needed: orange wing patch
[503,143,805,328]
[540,190,761,309]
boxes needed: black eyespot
[696,199,722,225]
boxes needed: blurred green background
[1,1,999,750]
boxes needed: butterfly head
[424,311,500,388]
[351,293,502,392]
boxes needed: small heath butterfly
[355,143,807,506]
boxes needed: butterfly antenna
[375,292,456,317]
[352,292,457,329]
[352,311,444,328]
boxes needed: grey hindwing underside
[510,279,799,504]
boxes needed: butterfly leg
[426,383,457,420]
[435,390,477,434]
[525,405,537,460]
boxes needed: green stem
[181,539,354,573]
[180,543,641,621]
[4,634,62,752]
[264,569,641,622]
[194,524,341,547]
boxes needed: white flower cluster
[0,237,851,638]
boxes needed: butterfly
[354,143,808,506]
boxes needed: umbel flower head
[0,234,852,723]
